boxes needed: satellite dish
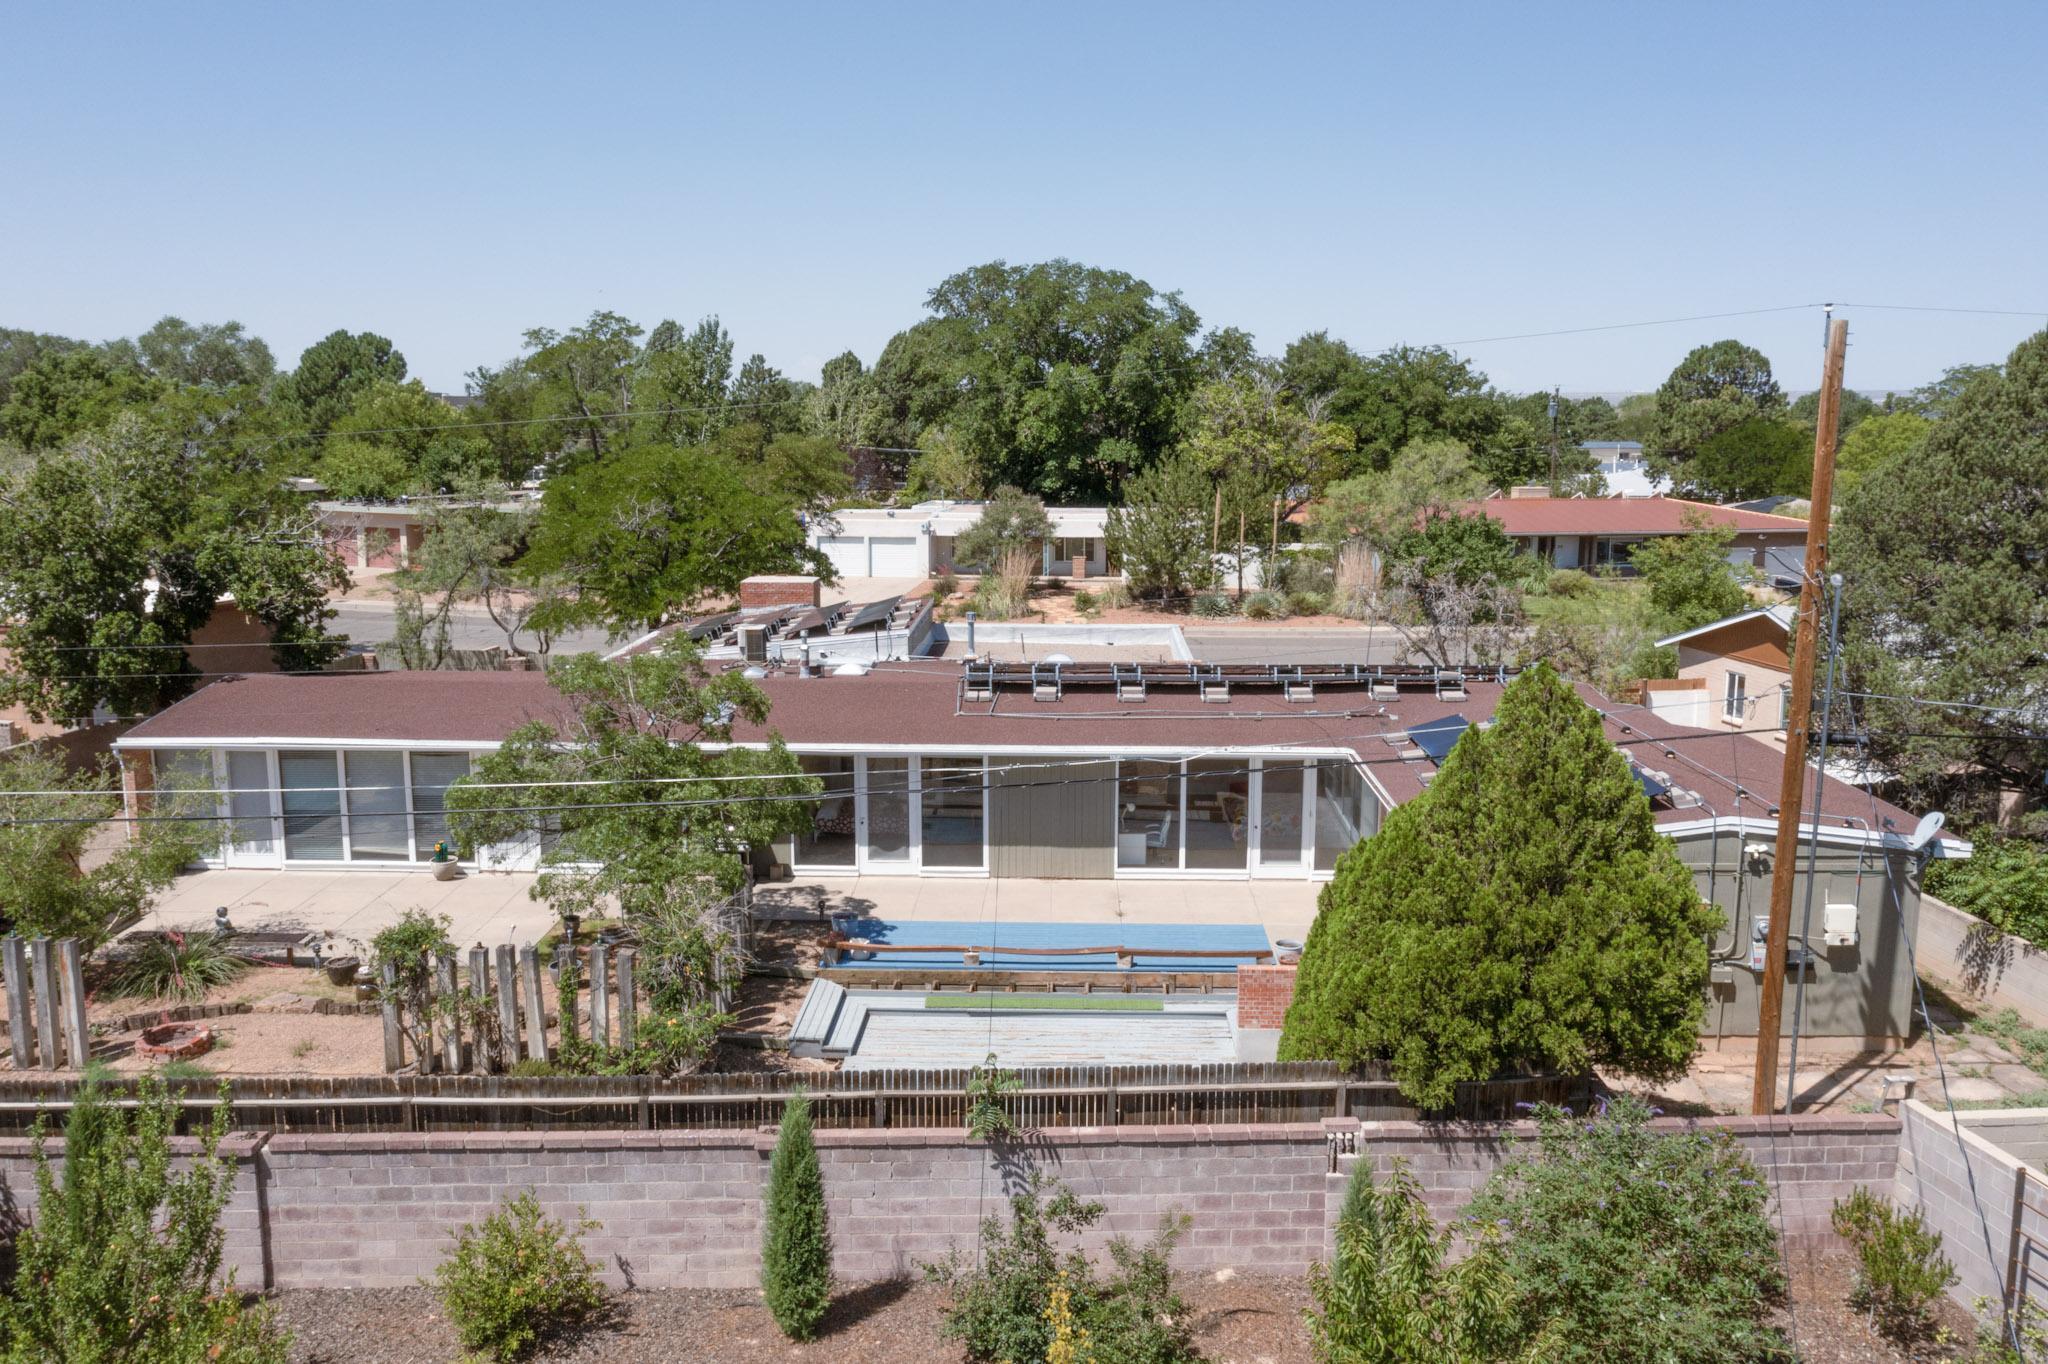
[1905,810,1946,853]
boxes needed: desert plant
[1091,578,1132,610]
[1242,590,1289,620]
[1466,1095,1787,1364]
[1287,590,1330,617]
[430,1191,605,1362]
[1191,590,1233,618]
[966,1052,1022,1140]
[1546,568,1594,597]
[934,568,960,601]
[106,929,251,1002]
[1832,1186,1957,1342]
[1071,588,1099,617]
[924,1174,1196,1364]
[550,1002,729,1076]
[762,1090,832,1340]
[972,546,1035,620]
[1307,1159,1521,1364]
[0,1074,291,1362]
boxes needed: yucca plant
[106,930,251,1002]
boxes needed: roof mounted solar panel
[1635,767,1671,800]
[1407,715,1470,763]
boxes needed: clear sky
[4,2,2045,397]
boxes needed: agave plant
[107,930,251,1002]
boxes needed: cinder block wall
[1894,1101,2048,1307]
[1918,894,2048,1029]
[0,1113,1906,1292]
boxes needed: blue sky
[4,2,2044,396]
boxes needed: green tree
[1387,510,1527,589]
[1467,1096,1787,1364]
[901,426,985,501]
[1789,385,1880,436]
[134,316,275,389]
[1628,512,1752,631]
[0,1075,290,1362]
[762,1090,833,1341]
[0,327,86,408]
[0,414,347,722]
[388,481,560,669]
[955,485,1054,569]
[1610,392,1658,444]
[1644,340,1785,483]
[634,316,733,445]
[319,379,492,497]
[0,749,212,946]
[1105,454,1213,606]
[805,348,890,451]
[1307,1160,1522,1364]
[520,440,830,633]
[869,259,1204,502]
[1834,409,1930,496]
[1179,372,1354,503]
[731,353,807,436]
[1833,328,2048,833]
[1678,417,1810,501]
[274,329,407,434]
[1310,438,1487,558]
[1280,665,1715,1105]
[0,347,165,451]
[706,423,852,513]
[519,310,645,466]
[447,643,817,1030]
[1281,335,1504,475]
[1895,362,2002,419]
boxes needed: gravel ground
[271,1253,1981,1364]
[274,1274,1315,1364]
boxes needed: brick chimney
[1235,963,1298,1031]
[739,575,822,609]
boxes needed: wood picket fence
[0,937,90,1070]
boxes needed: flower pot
[431,859,460,882]
[323,957,361,987]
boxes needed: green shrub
[762,1090,832,1340]
[1191,591,1233,618]
[0,1074,291,1362]
[1091,578,1132,610]
[107,929,251,1001]
[1466,1095,1787,1363]
[966,1051,1022,1140]
[1547,568,1595,597]
[1287,590,1330,617]
[1832,1186,1957,1342]
[431,1191,605,1362]
[369,909,455,1063]
[924,1174,1196,1364]
[934,569,959,600]
[1928,834,2048,946]
[1242,590,1289,620]
[1071,588,1098,616]
[549,1002,729,1076]
[1308,1159,1521,1363]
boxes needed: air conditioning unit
[736,624,769,664]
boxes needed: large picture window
[344,751,410,862]
[278,751,344,861]
[920,760,985,869]
[408,753,471,857]
[794,755,856,867]
[1117,761,1182,869]
[1184,760,1249,870]
[1314,759,1369,872]
[1257,761,1305,867]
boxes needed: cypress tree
[762,1088,832,1340]
[1280,663,1716,1106]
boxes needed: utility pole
[1752,316,1849,1115]
[1547,388,1560,491]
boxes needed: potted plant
[429,841,460,881]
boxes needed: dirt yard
[270,1253,1985,1363]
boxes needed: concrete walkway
[753,876,1322,942]
[136,868,552,951]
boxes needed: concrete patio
[135,868,552,950]
[753,875,1322,942]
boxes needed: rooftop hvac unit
[736,624,769,664]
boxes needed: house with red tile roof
[1463,488,1808,574]
[112,659,1962,1040]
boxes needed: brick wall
[0,1113,1906,1292]
[1235,964,1297,1029]
[739,575,821,608]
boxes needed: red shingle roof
[1462,495,1809,537]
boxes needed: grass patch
[923,994,1164,1013]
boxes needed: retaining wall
[0,1113,1902,1291]
[1918,893,2048,1027]
[1894,1101,2048,1310]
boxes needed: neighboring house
[1649,606,1795,733]
[1462,490,1807,574]
[113,660,1963,1039]
[1579,440,1669,496]
[314,492,539,570]
[808,501,1111,579]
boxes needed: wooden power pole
[1752,316,1849,1115]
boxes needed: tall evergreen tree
[762,1089,832,1340]
[1280,665,1714,1106]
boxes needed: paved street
[1181,625,1418,666]
[327,598,619,659]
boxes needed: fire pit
[137,1023,214,1062]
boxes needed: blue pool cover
[829,919,1273,972]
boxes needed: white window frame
[1724,671,1748,724]
[915,755,990,876]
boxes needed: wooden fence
[0,1063,1591,1135]
[0,937,90,1070]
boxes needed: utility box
[1823,902,1861,949]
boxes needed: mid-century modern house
[806,501,1111,579]
[1579,440,1669,496]
[113,656,1965,1041]
[1464,490,1808,574]
[1647,606,1795,734]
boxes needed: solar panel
[1407,716,1469,763]
[840,595,903,632]
[1636,767,1671,800]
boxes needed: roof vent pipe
[966,610,976,655]
[799,644,812,679]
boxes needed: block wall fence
[0,1113,1899,1292]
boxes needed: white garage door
[866,536,924,578]
[818,535,871,577]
